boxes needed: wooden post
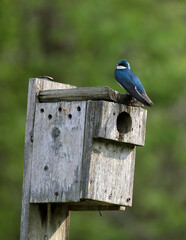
[20,78,75,240]
[28,204,70,239]
[21,78,148,240]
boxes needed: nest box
[27,78,147,210]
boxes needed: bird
[114,59,153,106]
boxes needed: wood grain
[30,101,86,203]
[93,101,147,146]
[81,101,143,206]
[28,204,70,240]
[21,78,74,240]
[85,139,136,206]
[39,86,143,107]
[69,203,125,211]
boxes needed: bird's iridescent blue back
[115,68,145,93]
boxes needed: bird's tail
[141,92,153,107]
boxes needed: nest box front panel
[85,139,136,206]
[94,101,147,146]
[30,101,86,203]
[80,101,146,206]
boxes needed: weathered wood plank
[30,101,86,203]
[21,78,74,240]
[82,101,144,206]
[80,101,101,203]
[28,204,70,240]
[69,204,125,211]
[39,86,143,107]
[85,138,136,206]
[81,101,137,206]
[93,101,147,146]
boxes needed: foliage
[0,0,186,239]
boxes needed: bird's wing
[136,88,153,106]
[115,69,136,91]
[115,69,152,106]
[129,72,153,106]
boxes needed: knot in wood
[51,127,60,141]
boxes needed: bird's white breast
[117,65,127,70]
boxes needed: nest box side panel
[86,139,136,206]
[30,101,86,203]
[94,101,147,146]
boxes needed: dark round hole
[40,108,44,113]
[44,165,48,171]
[108,194,112,199]
[68,114,72,119]
[77,106,81,111]
[30,136,33,143]
[113,112,116,116]
[48,114,52,120]
[117,112,132,134]
[55,192,59,197]
[58,107,62,112]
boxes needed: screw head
[126,197,131,202]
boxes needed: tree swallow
[114,59,153,106]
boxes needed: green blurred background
[0,0,186,239]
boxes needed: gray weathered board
[93,101,147,146]
[30,100,147,206]
[39,86,143,106]
[83,139,136,206]
[28,204,70,240]
[20,78,75,240]
[31,101,86,203]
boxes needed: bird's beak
[116,64,118,66]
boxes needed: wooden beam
[39,86,143,107]
[28,204,70,240]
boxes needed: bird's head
[116,59,130,70]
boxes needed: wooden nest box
[30,78,147,208]
[21,78,147,239]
